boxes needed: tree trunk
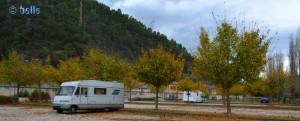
[269,92,273,105]
[276,91,279,103]
[187,91,190,103]
[16,83,20,102]
[176,91,178,102]
[155,86,159,110]
[129,88,132,103]
[225,88,231,114]
[38,83,41,103]
[222,93,226,106]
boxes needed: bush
[0,95,12,104]
[141,97,155,101]
[295,92,300,98]
[19,91,24,97]
[28,89,51,102]
[19,90,30,97]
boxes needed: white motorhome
[182,91,204,103]
[52,80,124,113]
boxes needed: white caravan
[52,80,124,113]
[182,91,204,103]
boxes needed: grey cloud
[99,0,300,58]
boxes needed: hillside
[0,0,192,71]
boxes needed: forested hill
[0,0,192,70]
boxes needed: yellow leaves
[82,49,127,82]
[135,45,185,87]
[42,56,59,85]
[57,57,85,84]
[195,81,209,94]
[265,53,286,95]
[121,63,141,90]
[0,50,26,85]
[230,84,244,96]
[135,45,185,109]
[193,22,271,113]
[194,22,271,86]
[177,77,196,92]
[148,84,166,93]
[24,59,44,85]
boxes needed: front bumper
[52,103,72,110]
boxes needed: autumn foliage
[134,45,185,109]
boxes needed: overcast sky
[99,0,300,69]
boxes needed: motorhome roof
[61,81,80,86]
[60,80,124,88]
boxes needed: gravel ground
[0,104,299,120]
[125,104,300,118]
[0,106,159,121]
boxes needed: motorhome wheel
[57,110,63,113]
[104,107,110,112]
[69,106,77,114]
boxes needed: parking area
[0,103,300,120]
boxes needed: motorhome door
[80,87,88,108]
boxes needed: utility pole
[79,0,83,26]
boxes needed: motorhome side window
[112,90,120,95]
[94,88,106,95]
[81,88,88,95]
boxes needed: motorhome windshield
[57,86,75,96]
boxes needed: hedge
[0,95,12,104]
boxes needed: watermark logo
[9,6,17,14]
[9,5,40,15]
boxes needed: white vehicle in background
[182,91,204,103]
[52,80,124,114]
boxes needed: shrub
[28,90,51,102]
[24,90,29,97]
[31,89,39,97]
[0,95,12,104]
[19,91,24,97]
[19,90,30,97]
[141,98,155,101]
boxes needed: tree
[42,56,60,85]
[265,53,286,101]
[230,84,244,100]
[82,49,127,81]
[195,81,209,96]
[288,34,298,99]
[193,22,270,114]
[82,49,105,80]
[57,58,85,85]
[0,51,28,100]
[25,59,44,103]
[177,77,196,102]
[121,62,141,102]
[296,28,300,93]
[243,77,267,97]
[135,45,184,109]
[148,85,166,93]
[101,56,127,81]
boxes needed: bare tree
[266,52,286,101]
[296,28,300,92]
[288,34,298,99]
